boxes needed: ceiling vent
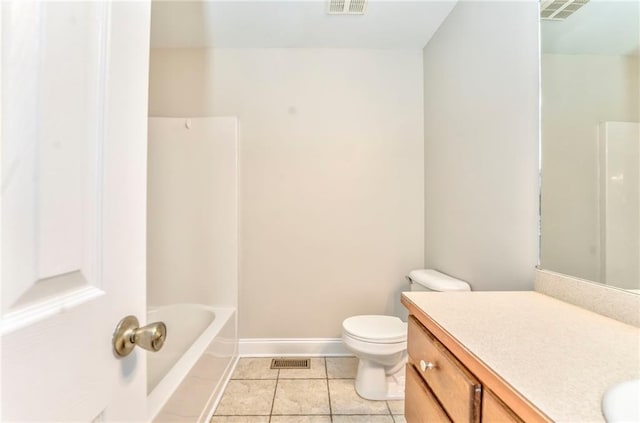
[328,0,367,15]
[540,0,589,21]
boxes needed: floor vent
[270,358,310,369]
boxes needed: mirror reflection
[540,0,640,292]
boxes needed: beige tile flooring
[212,357,406,423]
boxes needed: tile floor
[212,357,406,423]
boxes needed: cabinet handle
[420,360,436,371]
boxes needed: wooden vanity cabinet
[404,314,534,423]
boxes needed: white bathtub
[146,304,236,421]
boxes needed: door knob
[112,315,167,358]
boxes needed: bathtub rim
[147,303,217,393]
[146,305,236,422]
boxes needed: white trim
[239,338,352,357]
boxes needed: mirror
[540,0,640,293]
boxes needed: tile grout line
[324,357,334,423]
[386,400,396,422]
[267,367,280,423]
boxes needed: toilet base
[354,355,407,401]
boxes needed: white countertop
[402,291,640,423]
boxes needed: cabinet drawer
[482,389,523,423]
[406,364,452,423]
[408,316,482,423]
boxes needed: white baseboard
[239,338,352,357]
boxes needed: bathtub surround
[147,117,238,308]
[422,1,540,291]
[149,48,425,338]
[146,117,239,420]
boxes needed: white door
[1,2,151,421]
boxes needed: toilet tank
[407,269,471,292]
[409,280,435,292]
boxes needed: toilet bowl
[342,315,407,401]
[342,269,471,401]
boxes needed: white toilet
[341,269,471,401]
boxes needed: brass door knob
[113,315,167,358]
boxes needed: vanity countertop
[401,291,640,422]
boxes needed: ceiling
[542,0,640,56]
[150,1,458,49]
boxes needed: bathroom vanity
[401,291,640,422]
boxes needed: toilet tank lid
[408,269,471,291]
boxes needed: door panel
[1,2,151,421]
[2,1,106,330]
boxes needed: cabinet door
[482,389,523,423]
[405,364,452,423]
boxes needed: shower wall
[599,122,640,289]
[147,117,238,308]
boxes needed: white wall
[541,54,640,282]
[422,1,540,291]
[148,49,212,118]
[149,48,425,338]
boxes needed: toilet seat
[342,315,407,344]
[342,332,406,358]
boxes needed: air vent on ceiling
[328,0,367,15]
[540,0,589,21]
